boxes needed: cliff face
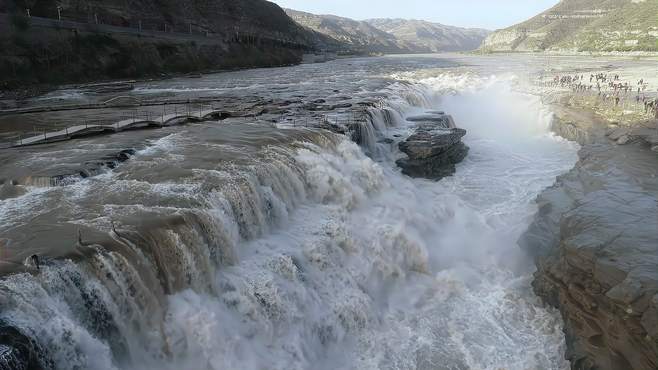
[520,108,658,370]
[481,0,658,52]
[286,9,490,54]
[0,0,318,89]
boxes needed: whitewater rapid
[0,62,579,370]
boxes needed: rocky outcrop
[606,125,658,147]
[396,112,469,180]
[520,112,658,370]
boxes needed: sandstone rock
[396,113,468,180]
[606,278,643,305]
[607,127,631,141]
[521,139,658,370]
[399,128,466,158]
[616,135,631,145]
[80,149,136,178]
[641,295,658,338]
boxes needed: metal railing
[3,102,219,147]
[1,100,384,148]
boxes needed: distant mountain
[285,9,490,54]
[366,19,490,52]
[481,0,658,52]
[284,9,411,54]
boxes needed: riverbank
[521,88,658,369]
[0,6,315,93]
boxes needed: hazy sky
[270,0,560,30]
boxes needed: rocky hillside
[367,19,489,52]
[0,0,320,89]
[481,0,658,52]
[6,0,313,42]
[284,9,410,54]
[286,9,490,54]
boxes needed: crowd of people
[543,72,658,119]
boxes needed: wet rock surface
[0,321,44,370]
[0,148,138,190]
[521,113,658,370]
[396,112,469,180]
[606,125,658,147]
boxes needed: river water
[0,55,580,370]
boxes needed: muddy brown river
[1,54,656,370]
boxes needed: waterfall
[0,130,390,370]
[0,67,578,370]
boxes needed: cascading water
[0,59,579,370]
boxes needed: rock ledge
[396,112,469,180]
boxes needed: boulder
[607,127,632,141]
[616,135,631,145]
[396,113,468,180]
